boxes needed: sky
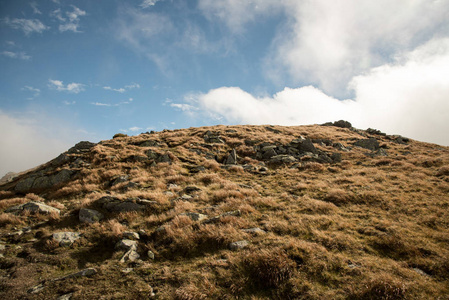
[1,0,449,177]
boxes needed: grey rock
[330,152,342,163]
[57,293,74,300]
[103,200,145,212]
[14,177,36,193]
[413,268,429,277]
[203,131,224,143]
[262,147,277,159]
[180,212,208,221]
[52,232,81,247]
[204,210,241,224]
[68,141,96,154]
[270,155,297,164]
[294,138,317,154]
[6,201,60,215]
[137,199,158,206]
[15,169,74,193]
[332,120,352,128]
[225,149,238,165]
[354,138,379,151]
[138,140,159,147]
[183,186,202,194]
[229,240,249,250]
[116,239,138,251]
[110,175,129,186]
[120,249,140,263]
[147,250,155,260]
[79,208,103,224]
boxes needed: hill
[1,122,448,299]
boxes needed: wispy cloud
[91,102,113,107]
[1,51,31,60]
[30,2,42,15]
[103,86,125,93]
[48,79,85,93]
[51,5,87,33]
[63,100,76,105]
[2,17,49,35]
[140,0,164,9]
[103,83,140,93]
[120,126,143,133]
[22,86,41,98]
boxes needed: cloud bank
[0,110,86,177]
[175,37,449,146]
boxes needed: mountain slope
[1,122,448,299]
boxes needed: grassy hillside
[1,123,448,299]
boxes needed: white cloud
[30,2,42,15]
[63,100,76,105]
[52,5,87,33]
[48,79,85,93]
[91,102,112,107]
[22,86,41,97]
[175,37,449,146]
[2,17,49,35]
[129,126,143,132]
[0,110,87,177]
[104,83,141,93]
[125,83,140,89]
[140,0,164,9]
[199,0,449,97]
[1,51,31,60]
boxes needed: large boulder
[14,169,75,193]
[68,141,96,154]
[354,138,380,151]
[290,138,317,154]
[224,149,237,165]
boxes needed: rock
[123,155,148,163]
[242,228,266,235]
[366,128,386,136]
[392,135,409,144]
[330,152,342,163]
[180,212,208,221]
[147,250,155,260]
[27,283,45,294]
[189,165,206,173]
[261,146,277,159]
[229,240,249,250]
[138,140,159,147]
[15,169,75,193]
[116,239,138,251]
[291,138,317,154]
[225,149,238,165]
[413,268,429,277]
[270,155,297,165]
[203,131,224,143]
[354,138,380,151]
[332,120,352,128]
[0,244,6,251]
[6,201,60,215]
[68,141,96,154]
[183,186,202,194]
[122,232,140,240]
[121,268,134,274]
[57,293,74,300]
[0,171,18,184]
[120,249,140,263]
[204,210,241,224]
[102,198,145,212]
[52,232,81,247]
[54,268,97,281]
[79,208,103,224]
[136,199,158,206]
[110,175,129,186]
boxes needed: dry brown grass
[0,124,448,299]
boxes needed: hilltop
[0,122,448,299]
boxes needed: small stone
[120,249,140,263]
[229,240,249,250]
[147,250,155,260]
[121,268,134,274]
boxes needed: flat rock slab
[116,239,138,251]
[6,201,60,215]
[180,212,208,221]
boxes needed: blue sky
[1,0,449,176]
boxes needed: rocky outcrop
[14,169,75,193]
[52,232,81,247]
[6,201,60,215]
[97,196,145,212]
[204,131,225,144]
[354,138,380,151]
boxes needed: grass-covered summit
[1,122,448,299]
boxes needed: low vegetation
[0,123,448,299]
